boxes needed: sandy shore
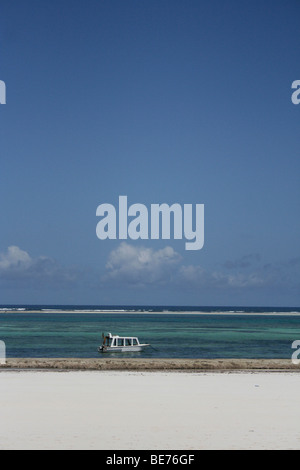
[0,370,300,450]
[1,358,299,371]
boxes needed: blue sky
[0,0,299,306]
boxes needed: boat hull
[98,344,149,353]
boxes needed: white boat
[98,332,150,353]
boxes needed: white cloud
[103,242,181,286]
[0,246,78,287]
[0,246,33,270]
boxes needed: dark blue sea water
[0,305,299,359]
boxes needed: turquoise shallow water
[0,306,300,359]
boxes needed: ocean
[0,305,299,359]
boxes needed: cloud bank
[0,246,78,287]
[0,244,298,300]
[102,243,264,289]
[103,243,300,293]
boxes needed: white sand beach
[0,370,299,450]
